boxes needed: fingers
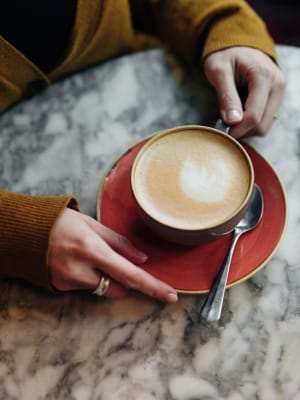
[53,259,128,299]
[83,214,148,264]
[203,47,286,139]
[51,254,128,299]
[257,84,285,133]
[92,275,128,300]
[229,66,271,138]
[204,57,243,125]
[49,209,178,303]
[50,257,101,291]
[82,216,178,303]
[230,62,286,138]
[85,238,178,303]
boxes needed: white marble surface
[1,45,300,400]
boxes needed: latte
[132,127,252,230]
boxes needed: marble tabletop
[0,44,299,400]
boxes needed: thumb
[205,62,243,125]
[217,77,243,125]
[221,107,243,125]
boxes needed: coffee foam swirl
[133,130,250,230]
[180,158,231,202]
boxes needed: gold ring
[93,276,110,296]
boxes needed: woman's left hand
[203,46,286,138]
[48,208,178,303]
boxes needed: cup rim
[131,124,255,232]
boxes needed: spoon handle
[198,230,241,322]
[215,118,231,134]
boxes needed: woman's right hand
[203,47,286,138]
[48,208,178,303]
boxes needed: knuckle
[255,125,267,137]
[205,59,226,78]
[209,63,224,75]
[76,235,94,251]
[276,73,287,92]
[271,70,287,94]
[220,91,235,107]
[50,265,76,291]
[72,235,98,258]
[124,270,142,289]
[115,233,130,248]
[148,286,162,300]
[248,64,271,82]
[247,113,260,127]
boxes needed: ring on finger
[93,275,110,296]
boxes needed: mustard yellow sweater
[0,0,276,291]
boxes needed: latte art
[180,158,231,203]
[132,128,251,230]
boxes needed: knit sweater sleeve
[131,0,276,65]
[201,1,276,61]
[0,191,79,291]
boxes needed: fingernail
[166,292,178,303]
[223,109,242,122]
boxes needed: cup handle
[215,118,230,134]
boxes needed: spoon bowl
[197,183,264,322]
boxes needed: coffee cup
[130,124,254,245]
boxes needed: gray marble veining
[0,45,300,400]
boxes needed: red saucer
[97,139,287,293]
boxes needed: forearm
[130,0,276,65]
[201,1,276,62]
[0,190,78,290]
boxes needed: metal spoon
[197,183,264,322]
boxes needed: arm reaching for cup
[48,208,178,303]
[203,47,286,139]
[129,0,286,139]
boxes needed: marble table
[0,45,299,400]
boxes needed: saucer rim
[96,136,288,294]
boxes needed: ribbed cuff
[201,1,276,62]
[0,191,79,291]
[152,0,245,65]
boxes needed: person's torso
[0,0,137,112]
[0,1,77,72]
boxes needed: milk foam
[133,130,250,230]
[180,158,230,202]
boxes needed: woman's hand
[203,47,286,138]
[48,208,178,303]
